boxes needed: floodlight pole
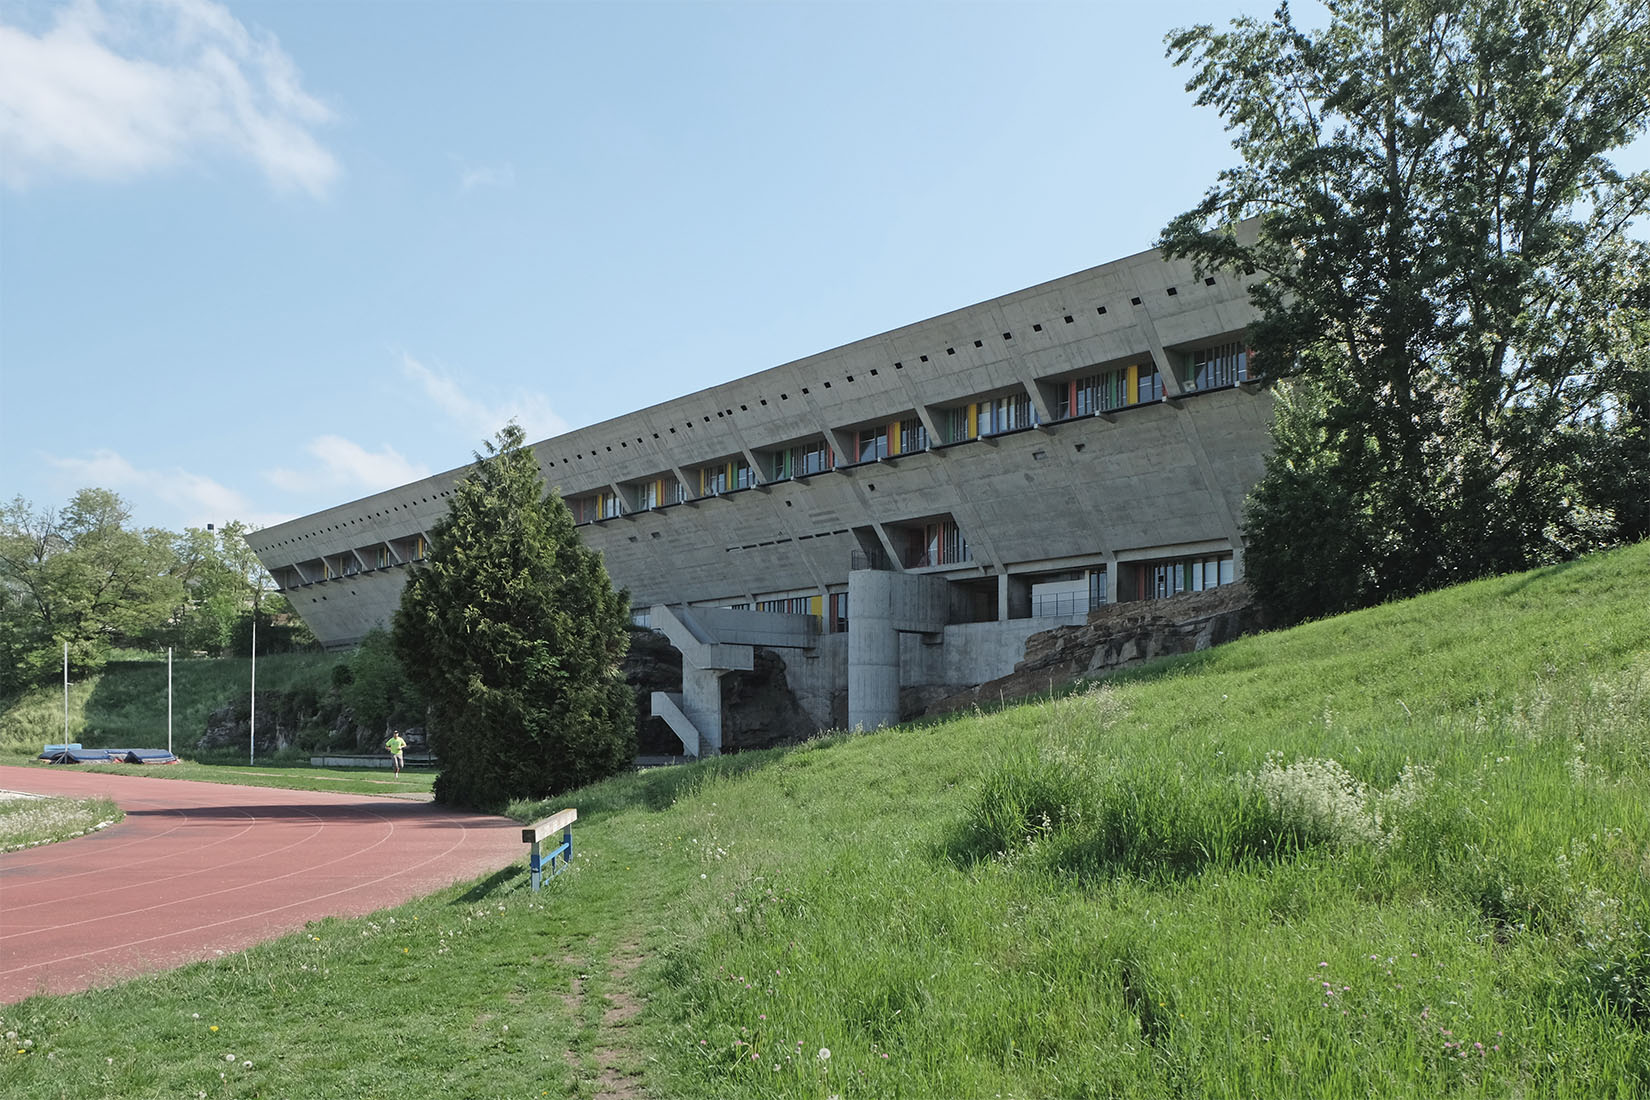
[250,613,257,767]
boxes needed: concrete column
[998,573,1032,620]
[1133,303,1187,398]
[682,666,725,755]
[847,571,901,730]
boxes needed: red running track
[0,766,523,1003]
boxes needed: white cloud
[400,354,569,444]
[0,0,339,195]
[45,447,290,528]
[265,435,430,495]
[459,160,515,191]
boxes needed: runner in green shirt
[384,730,407,775]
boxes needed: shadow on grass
[559,750,784,823]
[1487,555,1588,599]
[450,866,518,904]
[512,722,976,826]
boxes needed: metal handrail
[850,547,892,572]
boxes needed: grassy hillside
[0,652,336,755]
[2,543,1646,1099]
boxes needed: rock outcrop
[923,584,1264,716]
[197,692,427,758]
[720,648,816,750]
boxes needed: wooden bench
[522,808,577,891]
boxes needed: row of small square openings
[266,492,452,548]
[725,527,851,552]
[540,276,1230,468]
[888,278,1223,367]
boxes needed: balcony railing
[1030,591,1105,618]
[901,547,971,569]
[850,547,892,572]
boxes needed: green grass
[0,756,437,798]
[0,796,123,853]
[0,651,415,797]
[3,543,1648,1098]
[0,651,338,752]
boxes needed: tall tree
[153,521,264,655]
[0,489,183,687]
[392,423,636,807]
[1162,0,1650,621]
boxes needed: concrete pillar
[998,573,1032,620]
[682,666,725,755]
[847,570,901,730]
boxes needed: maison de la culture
[248,233,1271,756]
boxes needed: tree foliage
[337,627,424,740]
[0,491,300,693]
[391,424,635,808]
[161,519,300,656]
[0,490,182,688]
[1162,0,1650,621]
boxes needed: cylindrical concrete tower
[847,570,902,730]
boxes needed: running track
[0,765,523,1003]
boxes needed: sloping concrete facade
[249,236,1270,744]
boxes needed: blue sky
[3,0,1644,535]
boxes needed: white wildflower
[1242,753,1380,848]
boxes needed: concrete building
[248,236,1271,753]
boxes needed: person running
[384,729,407,775]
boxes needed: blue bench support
[522,808,577,891]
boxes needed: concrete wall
[780,635,846,730]
[777,610,1089,732]
[906,614,1089,687]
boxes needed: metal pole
[250,614,257,767]
[167,647,173,755]
[63,641,69,744]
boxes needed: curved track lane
[0,766,523,1003]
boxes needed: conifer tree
[392,424,635,807]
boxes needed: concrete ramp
[650,691,702,758]
[678,606,819,651]
[651,604,754,672]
